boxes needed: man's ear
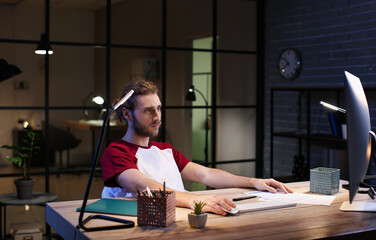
[122,107,132,121]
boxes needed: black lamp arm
[77,89,135,231]
[77,109,134,231]
[194,88,208,107]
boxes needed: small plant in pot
[188,201,208,228]
[1,130,41,199]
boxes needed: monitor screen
[344,71,372,203]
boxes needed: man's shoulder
[150,141,173,150]
[108,139,139,152]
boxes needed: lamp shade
[35,33,53,55]
[320,101,346,113]
[186,85,196,101]
[0,59,21,82]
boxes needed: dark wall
[264,0,376,178]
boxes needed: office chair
[47,124,81,168]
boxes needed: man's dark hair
[114,80,158,121]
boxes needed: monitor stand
[340,184,376,212]
[340,200,376,212]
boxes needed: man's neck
[122,131,150,147]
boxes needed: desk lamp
[91,96,108,120]
[186,85,209,165]
[83,92,105,120]
[320,101,347,139]
[78,89,135,231]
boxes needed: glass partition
[217,52,257,106]
[167,0,212,49]
[0,1,262,202]
[218,0,257,52]
[216,108,256,176]
[111,0,163,46]
[50,45,96,107]
[110,47,162,98]
[2,4,44,41]
[0,43,45,107]
[50,6,96,44]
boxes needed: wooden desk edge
[47,182,376,240]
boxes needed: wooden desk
[62,120,125,132]
[46,181,376,239]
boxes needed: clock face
[279,48,302,80]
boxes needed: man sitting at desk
[101,80,293,216]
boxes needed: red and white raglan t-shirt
[101,139,190,198]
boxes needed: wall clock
[278,48,302,80]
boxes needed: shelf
[271,86,376,91]
[270,86,355,178]
[273,132,347,149]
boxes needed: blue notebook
[77,198,137,216]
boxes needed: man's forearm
[175,191,197,209]
[199,168,254,189]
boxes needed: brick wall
[264,0,376,178]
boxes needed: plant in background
[1,130,41,180]
[192,201,206,215]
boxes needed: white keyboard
[236,201,296,213]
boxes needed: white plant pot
[188,213,208,228]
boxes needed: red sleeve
[172,147,190,172]
[101,140,139,187]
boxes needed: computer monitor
[340,71,376,212]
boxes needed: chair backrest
[43,124,81,151]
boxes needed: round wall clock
[278,48,302,80]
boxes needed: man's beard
[132,113,160,138]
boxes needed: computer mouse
[222,207,239,215]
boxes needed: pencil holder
[137,190,175,227]
[310,167,340,195]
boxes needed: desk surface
[46,181,376,240]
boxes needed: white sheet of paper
[244,191,336,206]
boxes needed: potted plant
[188,201,208,228]
[1,130,41,199]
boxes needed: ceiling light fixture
[35,33,53,55]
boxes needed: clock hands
[279,57,289,70]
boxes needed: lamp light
[92,96,105,105]
[17,119,30,130]
[186,85,209,164]
[0,59,21,82]
[35,33,53,55]
[320,101,346,113]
